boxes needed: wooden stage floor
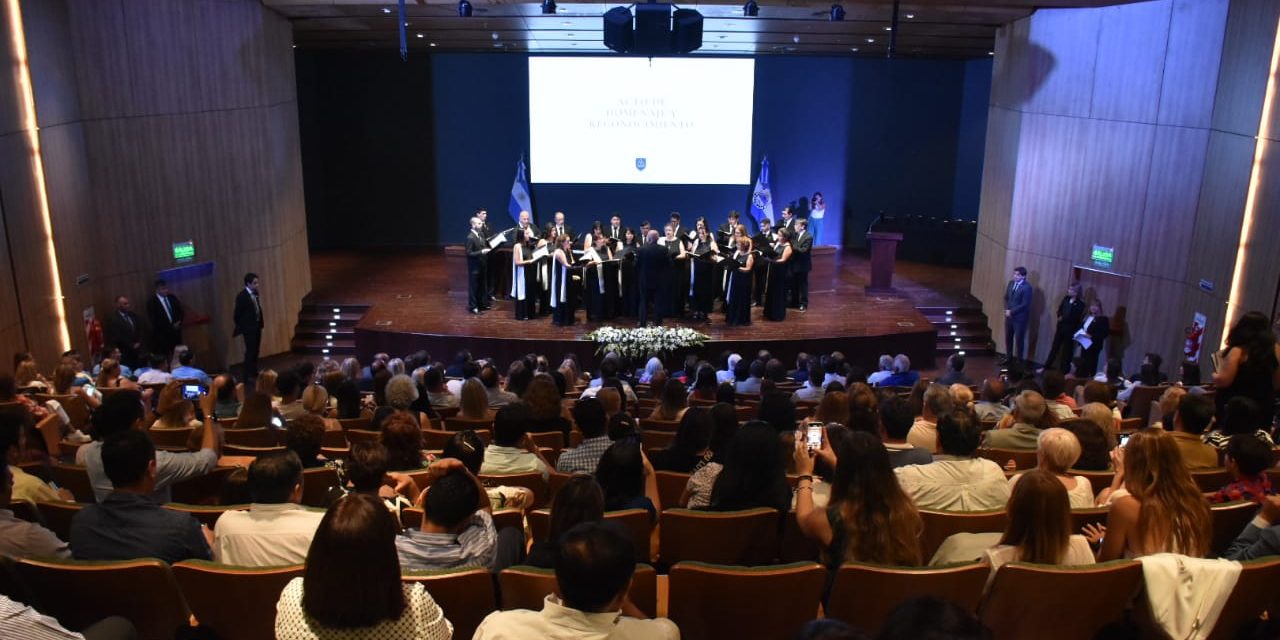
[306,249,978,369]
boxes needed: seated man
[481,364,519,408]
[397,462,521,572]
[213,451,324,567]
[70,430,212,563]
[1224,494,1280,561]
[896,411,1010,511]
[790,361,826,404]
[880,395,933,468]
[907,384,953,452]
[169,347,211,386]
[0,458,70,558]
[936,354,973,387]
[1171,394,1219,470]
[481,402,551,480]
[556,398,612,475]
[135,353,172,385]
[983,391,1047,450]
[473,521,679,639]
[972,378,1010,423]
[78,390,219,502]
[880,354,919,388]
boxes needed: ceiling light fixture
[905,13,915,19]
[382,7,392,13]
[416,32,424,38]
[457,0,473,17]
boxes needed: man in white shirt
[135,353,173,385]
[897,411,1010,511]
[907,384,954,453]
[213,452,323,567]
[791,361,826,403]
[717,353,741,385]
[867,354,894,386]
[480,403,551,480]
[474,522,679,640]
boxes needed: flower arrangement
[583,325,710,359]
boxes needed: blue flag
[750,156,774,227]
[509,156,533,226]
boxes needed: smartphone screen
[182,384,205,400]
[1118,433,1131,447]
[806,423,823,452]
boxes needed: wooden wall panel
[1233,147,1280,320]
[1184,131,1254,307]
[1090,0,1171,124]
[1157,0,1229,128]
[1121,275,1188,371]
[1068,119,1155,274]
[1134,125,1210,280]
[1210,0,1280,137]
[1023,8,1101,118]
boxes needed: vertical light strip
[6,0,71,352]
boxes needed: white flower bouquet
[583,325,710,359]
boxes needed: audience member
[1212,310,1280,422]
[972,378,1010,423]
[984,470,1094,574]
[481,402,551,480]
[300,384,340,431]
[286,414,328,468]
[907,384,953,452]
[685,421,790,512]
[397,460,521,572]
[1062,412,1112,471]
[815,390,852,430]
[340,441,417,517]
[867,354,894,386]
[876,596,990,640]
[212,374,241,419]
[151,381,200,430]
[879,354,919,388]
[442,430,532,511]
[983,391,1050,450]
[481,364,519,408]
[0,457,70,558]
[937,354,972,386]
[71,430,212,563]
[136,353,172,385]
[169,347,210,386]
[879,395,932,468]
[459,377,494,420]
[757,390,798,434]
[557,398,613,474]
[525,474,605,569]
[792,360,826,403]
[1203,396,1275,449]
[381,412,429,471]
[423,367,457,409]
[1223,494,1280,561]
[896,411,1010,511]
[524,373,573,441]
[650,378,690,421]
[648,406,714,473]
[1169,394,1219,470]
[1078,401,1117,447]
[735,359,764,394]
[213,451,324,566]
[1041,370,1075,418]
[1205,434,1274,504]
[1007,428,1094,508]
[0,410,72,503]
[595,440,660,521]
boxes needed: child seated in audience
[1205,434,1274,504]
[334,441,419,517]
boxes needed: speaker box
[632,2,671,55]
[671,8,703,54]
[603,6,634,53]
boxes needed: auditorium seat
[498,564,657,617]
[147,427,195,452]
[35,501,82,541]
[1210,501,1259,557]
[222,427,280,448]
[529,508,652,562]
[826,562,988,635]
[319,429,347,448]
[15,557,192,640]
[170,466,239,506]
[422,427,491,450]
[1202,557,1280,640]
[1072,469,1115,496]
[918,510,1008,563]
[547,471,571,500]
[401,568,496,640]
[1118,417,1142,432]
[1123,384,1168,424]
[978,560,1143,640]
[659,508,780,567]
[668,561,824,640]
[320,445,349,460]
[527,431,564,450]
[50,464,93,503]
[222,444,286,457]
[9,499,42,526]
[343,428,381,446]
[1069,507,1109,536]
[34,393,90,432]
[978,447,1037,470]
[779,513,821,563]
[540,447,560,468]
[655,471,691,509]
[338,416,372,431]
[1191,468,1233,493]
[641,430,676,451]
[289,468,336,509]
[443,416,494,431]
[172,561,303,640]
[164,503,247,528]
[640,417,681,432]
[479,472,548,507]
[216,417,238,429]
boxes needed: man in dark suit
[145,279,184,358]
[668,212,688,248]
[233,272,264,382]
[751,218,777,306]
[606,214,623,240]
[635,231,669,327]
[465,216,491,314]
[103,296,145,369]
[551,211,574,244]
[1003,266,1033,363]
[1043,282,1085,372]
[516,210,540,241]
[716,210,740,247]
[1077,301,1110,377]
[477,208,498,301]
[789,218,813,311]
[777,206,798,237]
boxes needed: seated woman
[151,382,202,430]
[440,430,532,511]
[638,357,665,385]
[525,474,605,569]
[595,440,660,522]
[14,359,48,392]
[457,378,495,421]
[1008,428,1096,508]
[285,415,330,469]
[235,392,278,430]
[275,493,452,640]
[372,375,434,431]
[380,413,430,472]
[687,364,719,403]
[984,470,1095,575]
[793,428,922,569]
[301,384,342,431]
[522,374,572,443]
[649,378,689,422]
[1089,429,1211,560]
[648,407,714,474]
[95,359,137,391]
[51,363,100,410]
[1061,409,1112,471]
[684,421,791,513]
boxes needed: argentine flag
[509,156,534,226]
[750,156,774,228]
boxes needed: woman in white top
[1007,427,1095,508]
[808,191,826,244]
[275,493,452,640]
[985,470,1095,580]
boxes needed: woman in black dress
[581,222,613,321]
[763,228,793,322]
[724,236,754,326]
[687,225,720,323]
[511,227,538,320]
[663,222,688,319]
[1213,311,1280,420]
[617,227,640,318]
[536,223,557,316]
[550,234,578,327]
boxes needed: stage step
[290,300,370,358]
[917,304,995,357]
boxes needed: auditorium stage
[305,249,976,370]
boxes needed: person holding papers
[511,228,539,320]
[724,236,755,326]
[661,223,688,319]
[752,219,776,307]
[617,227,640,318]
[763,229,794,322]
[535,225,556,316]
[465,216,492,315]
[1074,301,1110,378]
[582,223,614,322]
[688,225,720,323]
[550,235,578,327]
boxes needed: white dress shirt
[895,456,1011,512]
[213,503,324,567]
[473,594,679,640]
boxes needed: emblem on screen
[635,158,647,171]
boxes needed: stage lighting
[829,3,845,21]
[457,0,473,17]
[743,0,758,17]
[541,0,556,14]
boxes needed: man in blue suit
[1003,266,1032,363]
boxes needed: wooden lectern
[865,231,903,294]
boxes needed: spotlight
[457,0,473,17]
[743,0,758,17]
[541,0,556,14]
[829,3,845,21]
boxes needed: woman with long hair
[763,229,793,322]
[537,224,557,316]
[684,421,791,512]
[688,364,718,402]
[687,225,720,322]
[724,235,754,326]
[793,429,922,567]
[617,226,641,318]
[275,493,452,639]
[808,191,826,244]
[987,470,1094,576]
[814,391,850,429]
[95,359,136,390]
[649,406,714,473]
[649,378,689,421]
[380,413,428,471]
[1089,429,1212,560]
[1213,310,1280,420]
[594,440,660,522]
[458,378,492,421]
[550,234,578,327]
[523,373,571,441]
[525,474,605,569]
[511,226,538,320]
[583,221,614,321]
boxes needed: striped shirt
[0,596,84,639]
[396,510,496,571]
[555,436,613,475]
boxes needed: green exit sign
[172,240,195,263]
[1091,244,1114,269]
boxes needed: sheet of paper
[488,232,505,249]
[531,246,549,260]
[1073,329,1092,350]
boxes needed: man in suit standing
[1077,301,1110,378]
[465,216,491,315]
[516,210,540,241]
[789,218,813,311]
[233,273,264,382]
[716,210,740,247]
[477,208,497,302]
[1003,266,1033,363]
[1043,282,1085,372]
[635,231,669,328]
[102,296,145,369]
[551,211,574,244]
[145,279,184,359]
[777,206,798,237]
[668,212,688,248]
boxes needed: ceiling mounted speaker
[602,6,634,53]
[632,3,671,55]
[671,8,703,54]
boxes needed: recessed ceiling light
[493,43,502,47]
[416,33,424,38]
[905,13,915,19]
[987,50,994,55]
[850,46,858,52]
[404,21,410,26]
[491,32,499,39]
[792,35,799,43]
[883,26,892,31]
[430,42,437,46]
[382,7,391,13]
[866,37,874,43]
